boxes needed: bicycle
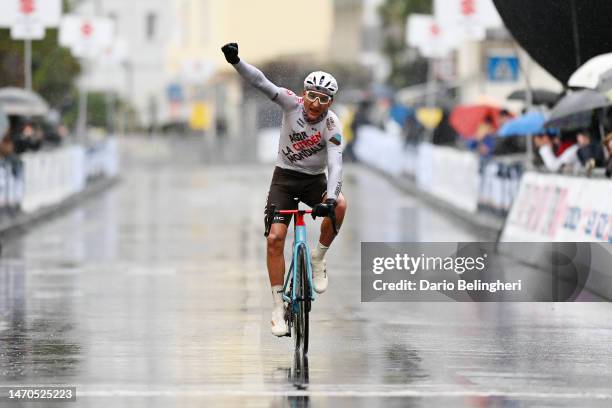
[265,198,337,355]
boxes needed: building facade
[76,0,174,129]
[77,0,334,130]
[330,0,388,83]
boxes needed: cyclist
[221,43,347,336]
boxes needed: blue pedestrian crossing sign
[487,56,519,82]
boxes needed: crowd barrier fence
[0,138,119,215]
[354,127,524,216]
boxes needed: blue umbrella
[498,111,550,137]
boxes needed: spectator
[346,98,373,162]
[476,109,514,158]
[556,130,577,156]
[0,128,14,158]
[492,109,527,155]
[603,132,612,178]
[431,110,458,145]
[534,132,579,172]
[215,116,228,140]
[576,131,605,176]
[9,117,27,154]
[404,111,426,145]
[492,134,526,155]
[604,107,612,133]
[389,101,411,129]
[0,127,23,185]
[465,114,496,159]
[41,120,64,146]
[498,109,513,127]
[9,117,42,154]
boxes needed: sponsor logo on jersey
[296,117,305,128]
[290,131,309,142]
[329,133,342,146]
[326,117,335,131]
[291,131,322,151]
[281,143,325,164]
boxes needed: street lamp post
[24,38,32,91]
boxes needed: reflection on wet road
[0,137,611,407]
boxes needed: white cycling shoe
[270,304,288,337]
[311,257,328,294]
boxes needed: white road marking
[71,388,612,399]
[7,385,611,400]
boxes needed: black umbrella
[507,89,561,107]
[493,0,612,84]
[544,89,610,129]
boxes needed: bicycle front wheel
[293,245,310,355]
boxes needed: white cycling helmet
[304,71,338,96]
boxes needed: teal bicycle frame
[279,209,316,306]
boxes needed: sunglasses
[305,91,332,105]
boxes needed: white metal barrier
[478,160,524,213]
[354,125,411,177]
[417,143,480,213]
[354,128,525,215]
[3,138,120,214]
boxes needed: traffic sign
[487,55,520,82]
[59,15,115,59]
[0,0,62,28]
[10,22,45,40]
[434,0,501,42]
[407,14,455,58]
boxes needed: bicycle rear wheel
[292,245,310,355]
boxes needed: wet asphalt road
[0,136,611,407]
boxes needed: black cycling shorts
[264,166,327,228]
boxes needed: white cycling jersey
[233,60,343,200]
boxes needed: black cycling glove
[311,198,336,218]
[221,42,240,64]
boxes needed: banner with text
[501,172,612,242]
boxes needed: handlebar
[264,203,338,237]
[278,209,312,214]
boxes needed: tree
[378,0,432,88]
[0,29,81,109]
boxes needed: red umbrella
[450,104,504,139]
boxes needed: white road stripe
[6,386,609,399]
[70,389,612,399]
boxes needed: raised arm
[221,43,298,111]
[538,143,579,172]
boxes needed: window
[145,12,157,41]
